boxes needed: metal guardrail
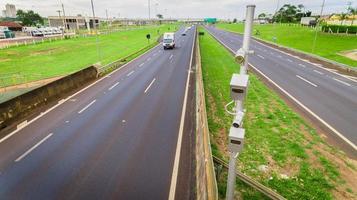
[213,156,286,200]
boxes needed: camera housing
[228,127,245,153]
[230,74,249,102]
[232,110,244,128]
[235,48,246,64]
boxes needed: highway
[205,26,357,155]
[0,26,196,199]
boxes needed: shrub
[322,25,357,34]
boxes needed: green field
[0,25,176,87]
[216,23,357,67]
[199,27,356,199]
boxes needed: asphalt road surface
[0,26,196,200]
[205,26,357,155]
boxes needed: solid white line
[168,28,196,200]
[144,78,156,93]
[0,43,162,145]
[78,100,96,114]
[15,133,53,162]
[206,28,357,151]
[313,70,323,75]
[127,71,135,77]
[298,63,306,68]
[296,75,318,87]
[169,54,173,60]
[333,78,351,87]
[257,54,265,59]
[108,82,119,91]
[139,63,144,67]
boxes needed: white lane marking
[298,63,306,68]
[15,133,53,162]
[17,121,28,130]
[144,78,156,93]
[147,57,151,61]
[287,59,293,63]
[78,100,96,114]
[206,28,357,151]
[296,75,318,87]
[333,78,351,87]
[106,75,111,78]
[153,53,157,56]
[127,71,135,77]
[168,27,196,200]
[0,43,162,145]
[257,54,265,59]
[277,55,282,58]
[169,54,173,60]
[313,70,323,75]
[108,82,119,91]
[65,120,70,123]
[139,63,144,67]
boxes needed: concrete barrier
[195,30,218,200]
[0,65,99,133]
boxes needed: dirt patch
[30,47,61,56]
[0,76,63,93]
[0,58,10,62]
[339,50,357,61]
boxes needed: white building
[2,4,17,18]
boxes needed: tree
[17,10,44,26]
[156,14,163,19]
[233,18,237,23]
[347,6,356,25]
[273,4,310,23]
[339,13,348,25]
[258,13,266,19]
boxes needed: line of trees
[16,10,44,26]
[272,4,311,23]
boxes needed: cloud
[1,0,354,19]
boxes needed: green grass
[0,24,176,87]
[216,23,357,67]
[198,27,355,199]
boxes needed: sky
[0,0,355,20]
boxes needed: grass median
[216,23,357,67]
[198,27,357,199]
[0,24,176,87]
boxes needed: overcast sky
[0,0,355,19]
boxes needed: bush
[322,25,357,34]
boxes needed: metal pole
[226,152,238,200]
[241,5,255,75]
[148,0,151,20]
[61,3,67,32]
[90,0,102,62]
[312,0,325,53]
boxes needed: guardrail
[213,156,286,200]
[195,28,218,200]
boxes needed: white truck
[163,32,175,50]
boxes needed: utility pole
[61,3,67,32]
[312,0,326,53]
[148,0,151,20]
[225,5,255,200]
[90,0,102,62]
[57,10,64,37]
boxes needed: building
[0,21,22,31]
[2,4,17,18]
[48,15,100,30]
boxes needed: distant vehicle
[0,31,5,39]
[163,32,175,50]
[0,26,15,39]
[182,31,187,36]
[301,17,316,26]
[30,30,44,37]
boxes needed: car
[31,30,44,37]
[181,31,187,36]
[0,31,5,39]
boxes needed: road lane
[0,26,196,199]
[205,26,357,154]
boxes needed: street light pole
[312,0,326,53]
[148,0,151,20]
[90,0,102,62]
